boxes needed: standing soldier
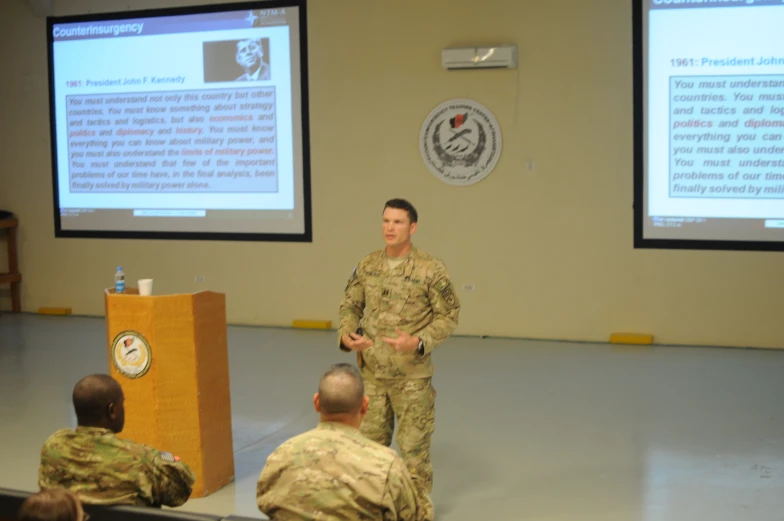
[338,198,460,503]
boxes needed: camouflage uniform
[338,247,460,496]
[38,426,195,507]
[257,421,433,521]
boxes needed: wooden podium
[104,288,235,498]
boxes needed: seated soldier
[38,374,195,507]
[17,488,85,521]
[257,363,433,521]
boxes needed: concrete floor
[0,313,782,521]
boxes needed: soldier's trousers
[359,367,436,497]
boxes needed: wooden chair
[0,217,21,312]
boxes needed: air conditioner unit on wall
[441,45,517,70]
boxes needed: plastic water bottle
[115,266,125,294]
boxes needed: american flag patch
[159,451,175,462]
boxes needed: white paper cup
[138,279,153,296]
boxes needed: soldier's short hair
[384,199,418,223]
[318,364,364,414]
[72,374,123,426]
[17,488,83,521]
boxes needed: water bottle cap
[117,266,122,270]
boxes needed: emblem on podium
[112,331,152,379]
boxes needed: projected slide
[635,0,784,250]
[48,2,311,241]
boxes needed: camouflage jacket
[338,247,460,379]
[257,421,433,521]
[38,426,195,507]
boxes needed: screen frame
[632,0,784,253]
[46,0,312,243]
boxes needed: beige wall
[0,0,781,348]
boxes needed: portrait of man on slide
[202,38,271,83]
[234,38,270,81]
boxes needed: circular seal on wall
[111,331,152,379]
[419,99,502,186]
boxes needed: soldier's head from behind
[17,488,85,521]
[314,364,368,428]
[72,374,125,433]
[382,198,418,253]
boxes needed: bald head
[17,488,84,521]
[317,364,364,415]
[72,374,124,432]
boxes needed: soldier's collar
[383,245,417,260]
[317,421,362,434]
[75,426,115,435]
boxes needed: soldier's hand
[342,332,373,351]
[382,328,419,352]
